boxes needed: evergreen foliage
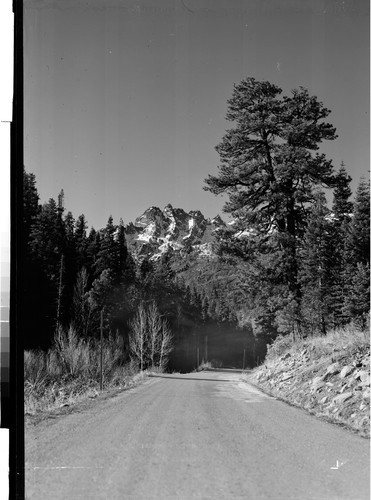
[332,163,353,223]
[204,78,339,335]
[204,77,369,338]
[299,193,333,335]
[23,87,369,365]
[22,170,218,367]
[345,177,370,266]
[341,178,370,327]
[23,168,40,243]
[324,166,353,327]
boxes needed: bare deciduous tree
[147,302,162,369]
[129,303,148,371]
[159,320,173,371]
[129,301,173,371]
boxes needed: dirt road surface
[26,370,370,499]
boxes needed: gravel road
[25,370,370,499]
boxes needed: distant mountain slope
[124,204,227,260]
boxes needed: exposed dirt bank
[243,330,370,438]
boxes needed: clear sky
[24,0,369,230]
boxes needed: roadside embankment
[243,328,370,437]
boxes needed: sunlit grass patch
[265,325,370,364]
[24,327,140,416]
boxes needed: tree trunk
[56,254,64,331]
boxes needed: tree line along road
[25,370,370,499]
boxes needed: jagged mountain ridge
[124,203,226,260]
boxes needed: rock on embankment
[244,342,370,437]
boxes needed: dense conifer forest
[23,78,370,374]
[23,168,246,371]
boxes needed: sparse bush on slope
[24,326,140,415]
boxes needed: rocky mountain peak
[210,214,225,227]
[134,206,163,227]
[125,205,226,260]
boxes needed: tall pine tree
[343,178,370,327]
[204,78,338,334]
[299,192,333,335]
[332,163,353,223]
[328,163,353,326]
[23,168,40,245]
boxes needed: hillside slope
[243,329,370,437]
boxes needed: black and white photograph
[22,0,369,498]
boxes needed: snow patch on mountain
[124,205,227,260]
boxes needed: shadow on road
[148,374,237,383]
[205,368,252,374]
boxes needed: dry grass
[306,327,369,356]
[266,325,370,364]
[197,361,212,371]
[25,326,140,415]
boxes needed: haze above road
[26,371,370,499]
